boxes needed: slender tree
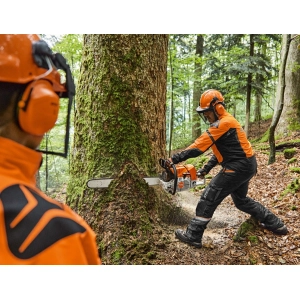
[268,34,292,164]
[192,34,204,140]
[244,35,254,137]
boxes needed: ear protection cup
[17,80,60,136]
[215,103,225,115]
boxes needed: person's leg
[231,182,287,235]
[175,166,248,247]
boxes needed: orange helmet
[0,34,75,157]
[0,34,66,93]
[196,89,224,113]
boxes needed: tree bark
[268,34,292,164]
[66,34,171,264]
[244,34,254,137]
[192,34,204,140]
[275,34,300,137]
[168,39,175,157]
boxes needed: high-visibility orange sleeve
[172,111,254,165]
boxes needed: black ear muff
[17,80,60,136]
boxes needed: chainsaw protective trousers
[195,155,284,230]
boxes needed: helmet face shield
[196,106,212,124]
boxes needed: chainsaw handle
[171,163,177,195]
[159,158,177,195]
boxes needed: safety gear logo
[0,184,86,259]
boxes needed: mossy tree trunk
[66,34,170,264]
[275,34,300,137]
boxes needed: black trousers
[195,155,284,229]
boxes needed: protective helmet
[0,34,65,92]
[196,89,224,113]
[0,34,75,157]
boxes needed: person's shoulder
[219,112,239,126]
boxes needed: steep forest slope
[151,119,300,265]
[54,119,299,265]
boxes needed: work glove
[159,158,175,182]
[159,158,174,169]
[197,168,208,178]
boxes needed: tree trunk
[244,34,254,137]
[268,34,292,164]
[254,42,266,123]
[275,34,300,137]
[66,34,171,264]
[192,34,204,140]
[168,39,175,157]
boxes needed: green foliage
[281,178,300,197]
[283,148,297,159]
[185,155,209,169]
[166,34,281,152]
[288,157,297,164]
[52,34,83,81]
[249,257,257,265]
[277,139,300,147]
[248,235,259,244]
[37,34,83,192]
[290,167,300,174]
[233,217,259,242]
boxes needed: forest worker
[0,34,101,264]
[169,89,288,248]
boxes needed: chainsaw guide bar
[87,177,161,189]
[87,159,206,194]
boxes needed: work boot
[260,223,288,235]
[175,218,209,248]
[175,229,202,248]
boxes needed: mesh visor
[196,106,211,124]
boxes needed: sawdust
[173,186,249,247]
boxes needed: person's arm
[198,154,218,176]
[171,148,203,164]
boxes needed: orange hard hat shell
[197,89,224,112]
[0,34,65,93]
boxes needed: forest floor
[150,119,300,265]
[54,118,300,265]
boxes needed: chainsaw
[87,158,205,195]
[158,158,205,195]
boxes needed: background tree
[38,34,83,192]
[39,34,282,193]
[192,34,204,140]
[66,34,173,264]
[275,34,300,136]
[268,34,292,164]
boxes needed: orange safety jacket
[0,137,101,265]
[171,111,255,167]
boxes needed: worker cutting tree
[165,89,288,248]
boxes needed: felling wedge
[87,158,206,195]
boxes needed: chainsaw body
[159,159,205,195]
